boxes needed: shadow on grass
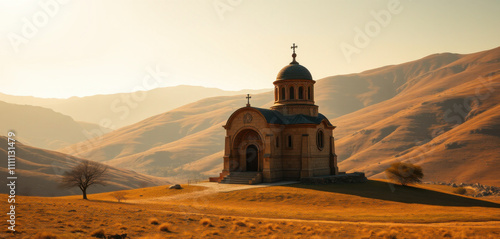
[287,180,500,208]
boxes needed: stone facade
[219,48,339,183]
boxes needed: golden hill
[0,136,169,196]
[1,181,499,238]
[0,101,112,150]
[335,46,500,186]
[0,85,269,128]
[59,46,500,185]
[59,92,274,176]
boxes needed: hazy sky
[1,0,499,98]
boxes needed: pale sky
[1,0,499,98]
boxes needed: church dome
[276,43,312,81]
[276,63,313,81]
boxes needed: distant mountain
[59,93,274,179]
[334,47,500,186]
[315,52,462,119]
[60,46,500,186]
[0,85,270,128]
[0,101,112,150]
[0,136,169,196]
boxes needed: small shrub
[442,231,453,237]
[377,229,398,239]
[90,228,106,238]
[107,234,127,239]
[301,226,313,232]
[388,229,399,239]
[33,231,58,239]
[200,218,213,227]
[149,218,159,225]
[202,230,220,236]
[138,236,164,239]
[376,230,388,237]
[453,187,467,195]
[158,223,172,232]
[264,223,277,230]
[385,161,423,186]
[111,192,128,202]
[234,221,246,227]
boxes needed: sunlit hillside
[58,46,500,186]
[334,46,500,186]
[0,136,169,196]
[0,86,269,128]
[0,101,112,150]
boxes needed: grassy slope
[0,86,270,128]
[336,47,500,186]
[0,101,111,150]
[0,136,169,197]
[56,180,500,223]
[58,46,500,186]
[1,181,499,238]
[177,181,500,223]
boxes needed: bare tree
[60,160,108,199]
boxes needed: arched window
[287,135,293,148]
[275,87,278,101]
[281,87,285,100]
[276,136,279,148]
[289,86,295,100]
[298,86,304,99]
[316,129,324,150]
[308,87,311,100]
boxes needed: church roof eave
[224,107,335,130]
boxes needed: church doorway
[232,128,263,172]
[246,145,259,171]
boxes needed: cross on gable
[246,94,251,107]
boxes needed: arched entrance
[246,145,259,171]
[231,128,263,172]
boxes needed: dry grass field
[1,180,500,238]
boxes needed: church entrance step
[219,172,262,185]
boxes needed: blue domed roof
[276,62,313,81]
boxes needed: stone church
[218,44,338,184]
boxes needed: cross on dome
[291,43,298,64]
[291,43,298,53]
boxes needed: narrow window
[275,87,278,101]
[289,86,295,99]
[276,136,279,148]
[317,130,324,150]
[308,87,311,100]
[281,87,285,100]
[288,135,293,148]
[298,86,304,99]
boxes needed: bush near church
[453,187,467,195]
[385,162,423,186]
